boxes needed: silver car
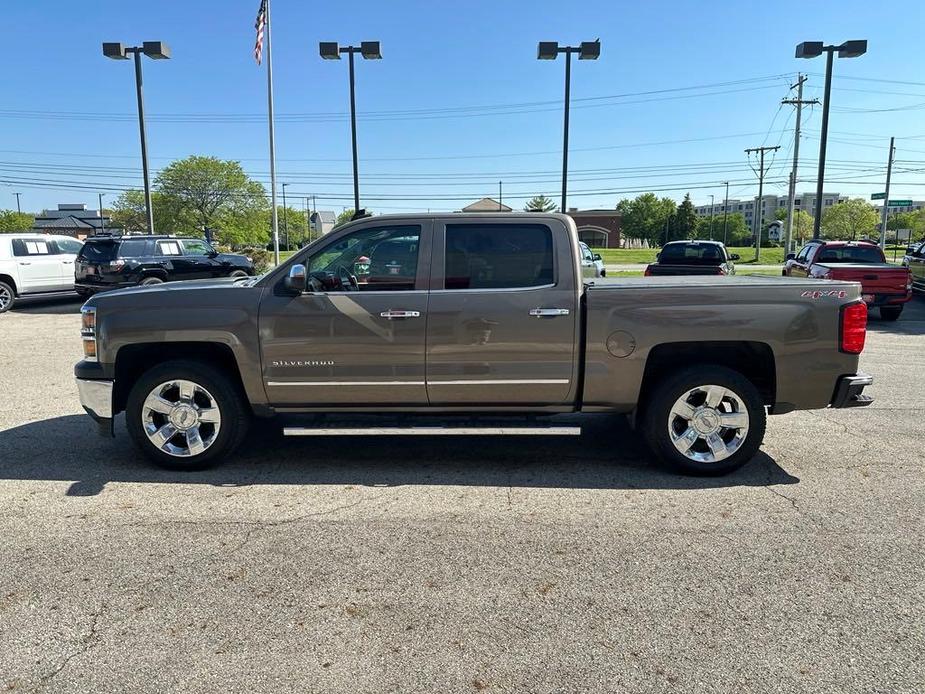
[579,241,606,278]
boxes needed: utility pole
[722,181,729,246]
[781,74,818,254]
[498,181,502,210]
[879,136,895,250]
[98,192,106,233]
[709,194,715,240]
[744,145,781,262]
[13,192,22,214]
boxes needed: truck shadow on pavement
[9,295,84,314]
[0,413,797,496]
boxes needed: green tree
[155,156,268,246]
[110,190,192,234]
[674,193,698,239]
[0,210,34,232]
[524,195,558,212]
[773,207,789,221]
[274,205,309,249]
[335,209,364,227]
[820,198,879,240]
[616,193,676,245]
[694,212,750,244]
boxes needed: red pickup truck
[783,240,912,320]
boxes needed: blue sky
[2,0,924,215]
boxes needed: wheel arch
[113,342,248,415]
[0,273,18,295]
[640,341,776,409]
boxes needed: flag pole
[265,0,280,264]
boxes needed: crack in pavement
[32,602,107,693]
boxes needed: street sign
[871,192,886,200]
[887,200,913,207]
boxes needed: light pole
[98,193,106,233]
[537,40,600,214]
[102,41,170,235]
[722,181,730,246]
[795,40,867,239]
[320,41,381,217]
[709,194,715,240]
[13,192,22,214]
[281,182,289,250]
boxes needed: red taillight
[840,301,867,354]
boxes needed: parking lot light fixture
[795,39,867,239]
[102,40,171,234]
[537,40,600,213]
[319,41,382,216]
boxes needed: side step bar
[283,426,581,437]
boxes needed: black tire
[229,269,249,279]
[0,280,15,313]
[641,365,766,476]
[125,359,250,470]
[140,276,164,286]
[879,305,902,321]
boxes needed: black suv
[75,235,256,296]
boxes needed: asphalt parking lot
[1,294,923,693]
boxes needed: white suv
[0,234,83,312]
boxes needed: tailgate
[819,264,909,294]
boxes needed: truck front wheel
[125,359,250,470]
[641,366,766,476]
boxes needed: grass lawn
[594,246,786,265]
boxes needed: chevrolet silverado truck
[75,213,873,476]
[783,239,912,321]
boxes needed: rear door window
[816,245,884,263]
[156,240,183,257]
[12,239,53,256]
[659,243,723,265]
[444,224,554,290]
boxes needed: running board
[283,426,581,437]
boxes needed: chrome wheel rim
[668,385,749,463]
[0,285,11,310]
[142,380,221,458]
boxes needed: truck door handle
[529,308,570,317]
[863,275,878,280]
[18,262,31,266]
[380,310,421,319]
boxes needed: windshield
[816,245,884,264]
[658,243,724,265]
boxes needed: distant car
[902,240,925,293]
[783,239,912,321]
[578,241,606,278]
[0,233,83,313]
[644,240,738,277]
[75,234,256,297]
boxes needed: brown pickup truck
[75,213,872,476]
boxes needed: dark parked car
[75,234,255,296]
[903,240,925,293]
[644,240,738,276]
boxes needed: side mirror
[208,251,218,258]
[285,263,307,293]
[785,252,796,261]
[592,253,602,261]
[655,252,661,261]
[730,253,740,261]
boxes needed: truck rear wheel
[125,359,249,470]
[879,305,902,321]
[641,365,766,476]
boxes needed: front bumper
[76,378,115,437]
[830,373,873,409]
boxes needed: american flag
[254,0,268,65]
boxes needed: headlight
[81,306,98,362]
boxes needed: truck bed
[813,262,909,297]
